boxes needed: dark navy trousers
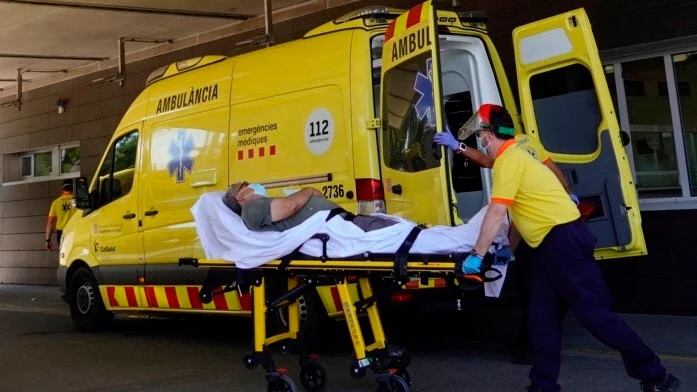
[528,220,665,392]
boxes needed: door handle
[392,184,402,195]
[144,210,159,216]
[122,213,136,219]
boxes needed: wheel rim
[76,280,95,315]
[300,364,326,390]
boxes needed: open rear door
[513,9,646,258]
[379,1,454,225]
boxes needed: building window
[605,40,697,209]
[622,57,679,198]
[6,143,80,184]
[61,146,81,174]
[673,51,697,196]
[34,151,53,177]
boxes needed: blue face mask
[247,183,267,197]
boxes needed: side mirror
[620,130,631,147]
[74,177,91,209]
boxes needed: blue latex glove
[494,247,513,266]
[433,131,459,151]
[462,254,483,274]
[570,193,580,205]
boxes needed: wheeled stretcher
[181,193,508,392]
[179,230,504,392]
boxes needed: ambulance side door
[379,1,454,226]
[140,109,228,294]
[88,128,144,303]
[513,9,646,258]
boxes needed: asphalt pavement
[0,284,695,392]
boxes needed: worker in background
[458,104,679,392]
[435,105,578,364]
[45,179,76,251]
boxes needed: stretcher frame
[179,238,499,392]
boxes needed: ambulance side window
[382,53,441,173]
[371,34,385,116]
[529,64,599,154]
[95,131,139,208]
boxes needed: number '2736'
[322,185,344,198]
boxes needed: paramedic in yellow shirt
[460,104,678,392]
[45,179,76,251]
[435,107,578,364]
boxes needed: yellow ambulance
[58,1,645,335]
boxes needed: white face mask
[247,183,267,197]
[479,133,492,152]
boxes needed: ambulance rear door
[379,0,454,225]
[513,9,646,258]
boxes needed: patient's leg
[352,215,398,232]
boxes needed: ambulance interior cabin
[440,35,503,222]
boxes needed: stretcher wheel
[242,354,258,370]
[375,374,410,392]
[267,375,297,392]
[299,361,327,392]
[349,362,367,380]
[396,369,411,388]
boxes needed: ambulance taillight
[355,178,385,215]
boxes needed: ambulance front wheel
[69,266,114,332]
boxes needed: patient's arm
[473,202,508,256]
[270,187,323,222]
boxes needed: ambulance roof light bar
[333,6,403,24]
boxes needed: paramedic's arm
[45,208,57,251]
[458,147,494,168]
[473,202,508,256]
[544,159,571,194]
[270,187,323,222]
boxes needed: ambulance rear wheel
[69,267,113,332]
[267,375,297,392]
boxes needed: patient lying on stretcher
[190,182,510,270]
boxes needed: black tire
[267,375,297,392]
[375,375,410,392]
[299,361,327,392]
[69,267,113,332]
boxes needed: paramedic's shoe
[641,373,680,392]
[524,385,542,392]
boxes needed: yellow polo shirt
[48,192,76,230]
[515,134,550,163]
[491,139,579,247]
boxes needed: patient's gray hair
[223,182,245,214]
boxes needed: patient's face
[235,183,260,205]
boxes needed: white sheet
[191,192,509,270]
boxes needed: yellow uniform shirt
[491,139,580,247]
[49,192,76,230]
[515,134,550,163]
